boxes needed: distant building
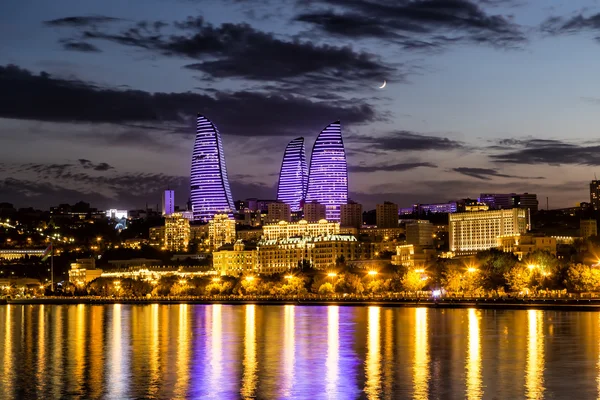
[304,201,327,222]
[263,219,339,240]
[257,235,357,274]
[359,226,405,241]
[213,240,257,277]
[305,121,348,221]
[376,202,398,228]
[267,202,292,223]
[164,213,190,252]
[208,213,236,250]
[68,258,102,285]
[496,235,557,259]
[190,115,235,221]
[341,202,363,229]
[391,245,437,268]
[479,193,538,212]
[449,209,528,254]
[406,220,433,246]
[591,180,600,210]
[400,202,458,215]
[581,219,598,238]
[149,226,165,247]
[162,190,175,215]
[276,137,308,212]
[106,209,128,220]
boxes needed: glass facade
[276,137,308,212]
[305,121,348,221]
[190,115,235,222]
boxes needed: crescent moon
[379,80,386,89]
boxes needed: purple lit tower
[276,137,308,212]
[190,115,235,222]
[305,121,348,221]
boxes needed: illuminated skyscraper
[305,121,348,221]
[276,137,308,212]
[190,115,235,221]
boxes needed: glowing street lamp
[212,277,221,283]
[527,264,536,270]
[467,267,477,273]
[179,279,187,285]
[245,276,255,282]
[284,275,293,280]
[368,270,378,276]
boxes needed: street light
[179,279,187,285]
[245,276,255,282]
[527,264,536,270]
[284,275,293,280]
[467,267,477,273]
[368,270,377,276]
[212,277,221,283]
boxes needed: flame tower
[276,137,308,212]
[305,121,348,221]
[190,115,235,221]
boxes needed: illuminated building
[340,201,362,229]
[262,219,339,240]
[213,240,257,277]
[190,115,235,221]
[479,193,538,212]
[406,220,433,246]
[496,234,557,259]
[305,121,348,221]
[106,209,128,220]
[267,202,292,223]
[581,219,598,238]
[149,227,165,247]
[68,258,103,285]
[276,137,308,212]
[209,213,236,250]
[257,235,357,274]
[165,213,190,252]
[376,202,398,228]
[162,190,175,215]
[591,181,600,210]
[391,245,437,268]
[303,201,326,222]
[449,209,528,254]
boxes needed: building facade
[376,202,399,228]
[213,241,257,277]
[479,193,538,212]
[68,258,103,285]
[449,208,528,253]
[164,213,190,252]
[190,115,235,222]
[276,137,308,212]
[162,190,175,215]
[406,220,434,246]
[149,226,165,247]
[496,235,557,259]
[581,219,598,238]
[267,202,292,223]
[340,202,363,229]
[305,121,348,221]
[256,235,358,274]
[591,181,600,210]
[391,245,437,268]
[262,219,340,240]
[208,213,236,250]
[304,201,327,222]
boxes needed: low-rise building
[581,219,598,239]
[496,234,557,259]
[263,219,339,240]
[68,258,103,285]
[213,240,257,277]
[391,244,437,268]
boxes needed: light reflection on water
[1,305,600,399]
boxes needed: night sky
[1,0,600,211]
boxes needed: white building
[262,219,339,240]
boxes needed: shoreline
[4,297,600,310]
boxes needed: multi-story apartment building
[340,202,363,229]
[208,213,236,250]
[267,202,292,223]
[376,202,399,228]
[303,201,327,222]
[406,220,434,246]
[164,213,190,252]
[213,240,257,277]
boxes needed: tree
[401,270,428,293]
[334,273,364,294]
[318,282,334,295]
[441,268,462,293]
[477,249,518,290]
[565,264,600,293]
[504,265,532,293]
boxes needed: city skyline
[2,1,600,210]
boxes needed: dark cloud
[452,167,544,180]
[349,130,464,152]
[295,0,526,48]
[542,13,600,35]
[350,161,437,173]
[78,159,114,171]
[61,40,102,52]
[50,15,397,92]
[489,138,600,166]
[44,16,122,27]
[0,64,377,138]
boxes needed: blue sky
[1,0,600,210]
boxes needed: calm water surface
[0,304,598,399]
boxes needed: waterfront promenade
[5,295,600,310]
